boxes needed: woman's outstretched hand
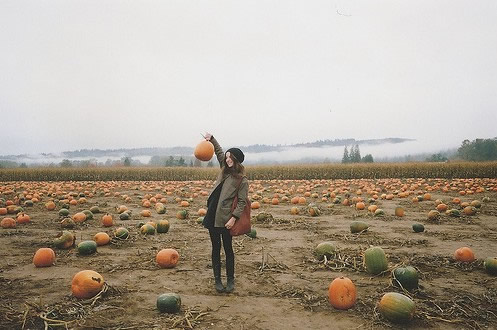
[204,132,212,141]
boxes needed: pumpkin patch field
[1,176,497,329]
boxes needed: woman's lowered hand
[225,217,236,229]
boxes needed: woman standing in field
[202,133,249,293]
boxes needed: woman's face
[225,152,234,168]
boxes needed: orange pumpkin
[1,217,16,228]
[33,248,56,267]
[180,201,189,207]
[194,140,215,161]
[328,277,357,310]
[394,207,405,217]
[45,201,56,211]
[454,247,475,262]
[156,248,180,268]
[436,203,448,212]
[0,208,7,215]
[71,270,105,299]
[72,212,87,223]
[16,212,31,224]
[355,202,365,210]
[251,201,260,209]
[197,208,207,216]
[140,209,152,217]
[94,232,111,246]
[101,214,113,227]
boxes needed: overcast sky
[1,0,496,156]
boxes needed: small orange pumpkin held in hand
[71,270,105,299]
[194,140,214,161]
[454,247,475,262]
[328,276,357,310]
[33,248,56,267]
[156,248,180,268]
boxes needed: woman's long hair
[222,153,245,178]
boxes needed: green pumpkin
[24,200,34,207]
[53,230,76,249]
[157,293,181,313]
[156,220,170,233]
[140,224,156,235]
[60,217,76,229]
[412,223,425,233]
[246,228,257,239]
[446,209,461,217]
[314,241,335,261]
[60,202,70,210]
[82,210,94,220]
[393,266,419,290]
[119,212,131,220]
[78,240,97,255]
[364,246,388,275]
[374,209,385,217]
[58,208,70,217]
[115,227,129,239]
[196,217,204,224]
[255,212,273,222]
[350,221,369,233]
[90,206,100,214]
[484,257,497,275]
[378,292,415,323]
[155,204,166,214]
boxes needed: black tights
[209,227,234,279]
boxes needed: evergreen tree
[342,146,350,164]
[123,157,131,167]
[178,156,186,167]
[193,158,202,167]
[207,160,214,167]
[351,144,361,163]
[362,154,374,163]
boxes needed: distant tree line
[457,138,497,161]
[342,145,374,163]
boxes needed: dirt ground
[1,178,497,330]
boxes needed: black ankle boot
[225,277,235,293]
[215,277,225,293]
[213,263,225,293]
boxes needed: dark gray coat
[209,136,249,228]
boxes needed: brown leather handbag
[229,177,251,236]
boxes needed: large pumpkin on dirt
[364,247,388,275]
[378,292,415,323]
[454,247,475,262]
[157,293,181,313]
[350,221,369,233]
[156,220,170,233]
[392,266,418,290]
[1,217,16,228]
[71,270,105,299]
[53,231,76,249]
[194,140,214,161]
[156,248,180,268]
[314,241,335,261]
[328,277,356,310]
[78,240,98,255]
[484,257,497,275]
[33,248,56,267]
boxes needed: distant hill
[57,137,414,158]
